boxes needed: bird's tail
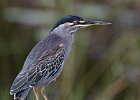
[13,88,31,100]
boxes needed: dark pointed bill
[85,20,112,26]
[74,20,112,27]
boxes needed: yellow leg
[33,87,40,100]
[41,86,48,100]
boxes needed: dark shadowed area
[0,0,140,100]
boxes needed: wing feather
[28,44,65,86]
[10,34,65,94]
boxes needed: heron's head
[51,15,111,34]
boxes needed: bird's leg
[41,86,48,100]
[33,87,40,100]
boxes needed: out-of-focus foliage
[0,0,140,100]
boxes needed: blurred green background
[0,0,140,100]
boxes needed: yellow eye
[79,20,85,23]
[73,20,85,24]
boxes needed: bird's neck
[50,26,74,45]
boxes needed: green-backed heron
[10,15,111,100]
